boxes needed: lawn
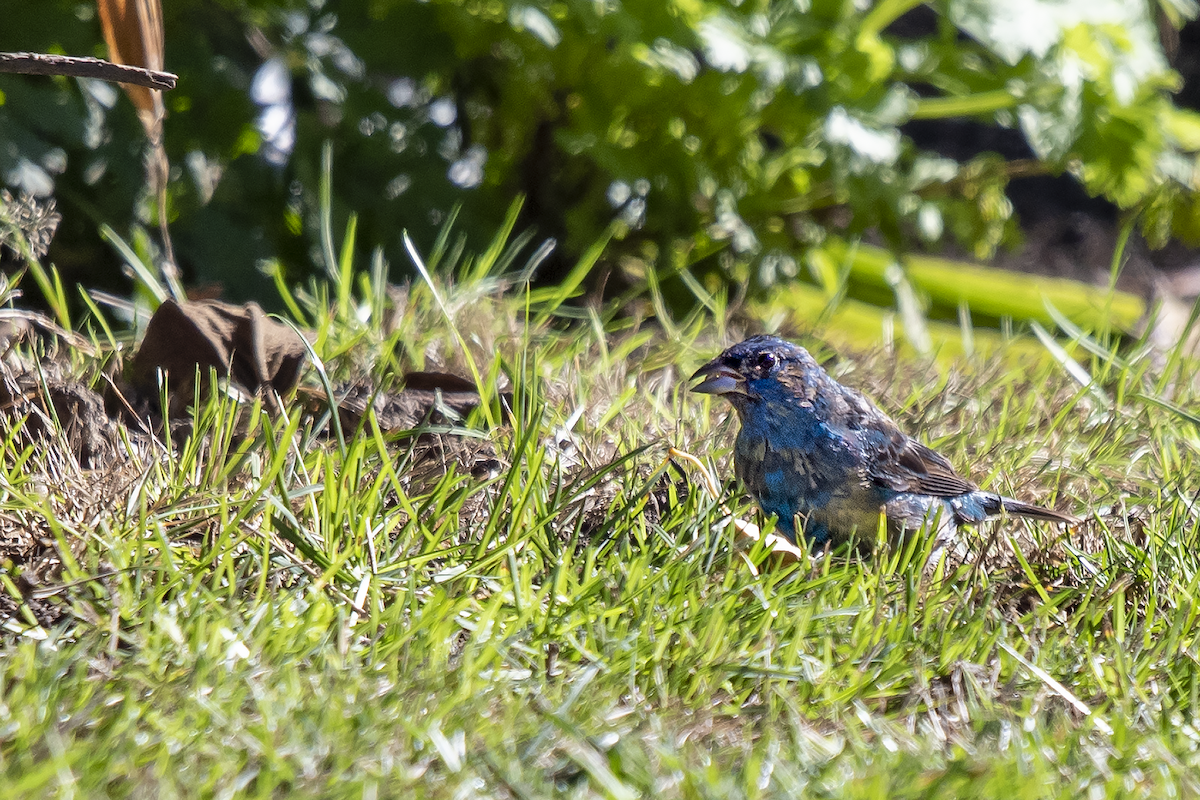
[1,227,1199,798]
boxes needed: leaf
[1162,106,1200,151]
[129,299,308,404]
[96,0,165,140]
[97,0,181,297]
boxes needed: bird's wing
[848,395,978,497]
[823,381,979,498]
[887,438,978,496]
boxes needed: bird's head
[690,335,819,410]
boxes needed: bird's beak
[690,361,755,398]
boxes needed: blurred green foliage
[0,0,1196,333]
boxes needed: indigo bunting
[691,335,1078,549]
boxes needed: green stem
[911,90,1019,120]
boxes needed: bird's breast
[734,428,848,503]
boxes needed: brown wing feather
[836,382,978,498]
[866,427,978,497]
[896,440,978,496]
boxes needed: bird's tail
[996,496,1080,526]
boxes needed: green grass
[2,225,1200,798]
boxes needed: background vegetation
[2,0,1198,343]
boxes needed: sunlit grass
[1,218,1199,797]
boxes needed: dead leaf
[129,299,307,402]
[302,372,509,433]
[96,0,165,138]
[97,0,180,288]
[300,372,509,479]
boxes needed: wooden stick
[0,51,176,91]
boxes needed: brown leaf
[303,372,507,433]
[97,0,178,282]
[96,0,165,138]
[401,371,480,394]
[299,372,508,480]
[129,299,307,399]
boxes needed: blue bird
[691,335,1078,549]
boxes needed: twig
[0,51,177,91]
[0,308,99,356]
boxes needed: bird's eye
[754,352,776,372]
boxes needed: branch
[0,51,176,91]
